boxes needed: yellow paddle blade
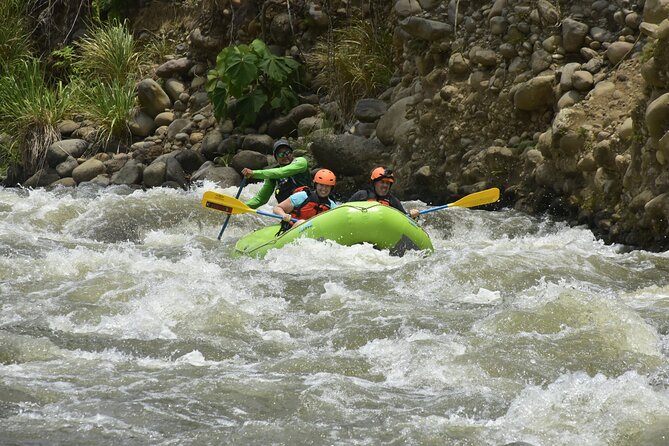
[449,187,500,208]
[202,191,253,215]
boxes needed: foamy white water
[1,183,668,445]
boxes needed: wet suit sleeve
[251,157,308,180]
[389,195,408,214]
[244,157,309,209]
[245,180,275,209]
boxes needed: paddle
[202,191,298,222]
[216,178,246,240]
[418,187,500,215]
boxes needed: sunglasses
[275,150,291,158]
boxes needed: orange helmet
[313,169,336,186]
[370,166,394,183]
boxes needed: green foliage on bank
[0,18,141,177]
[75,20,141,84]
[206,39,302,128]
[0,59,76,174]
[73,21,139,145]
[0,0,32,72]
[307,19,394,118]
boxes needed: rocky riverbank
[4,0,669,251]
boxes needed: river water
[1,182,668,445]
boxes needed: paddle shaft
[257,210,298,222]
[217,178,246,240]
[203,190,298,223]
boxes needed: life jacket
[274,170,312,203]
[362,189,392,207]
[277,188,334,234]
[292,190,333,220]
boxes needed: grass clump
[0,59,75,175]
[72,20,140,146]
[76,79,137,145]
[75,19,140,84]
[306,19,394,120]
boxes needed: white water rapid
[1,183,668,445]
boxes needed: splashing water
[1,184,668,445]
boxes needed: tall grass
[0,0,32,72]
[77,79,136,145]
[0,59,75,175]
[306,19,394,119]
[75,19,140,83]
[72,20,140,146]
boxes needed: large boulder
[644,0,669,23]
[230,150,269,172]
[137,79,172,118]
[399,16,452,41]
[73,158,106,183]
[310,134,390,177]
[376,96,416,146]
[267,104,318,138]
[645,93,669,138]
[513,75,555,111]
[562,18,589,52]
[191,162,241,188]
[46,139,88,167]
[23,168,60,188]
[110,159,143,185]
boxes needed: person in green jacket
[241,139,311,209]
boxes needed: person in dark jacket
[241,139,311,209]
[347,167,419,219]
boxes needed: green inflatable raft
[234,201,434,257]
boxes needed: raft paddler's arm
[251,157,308,180]
[273,197,295,222]
[245,180,275,209]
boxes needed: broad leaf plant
[206,39,301,128]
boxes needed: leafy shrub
[206,39,301,128]
[306,19,394,119]
[48,45,79,82]
[0,59,75,175]
[92,0,132,22]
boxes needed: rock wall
[7,0,669,251]
[378,0,669,250]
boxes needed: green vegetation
[140,32,177,68]
[92,0,133,22]
[75,20,140,84]
[0,16,144,176]
[0,0,32,72]
[72,21,140,145]
[206,39,302,128]
[0,59,76,175]
[77,79,137,145]
[639,41,656,64]
[307,19,394,119]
